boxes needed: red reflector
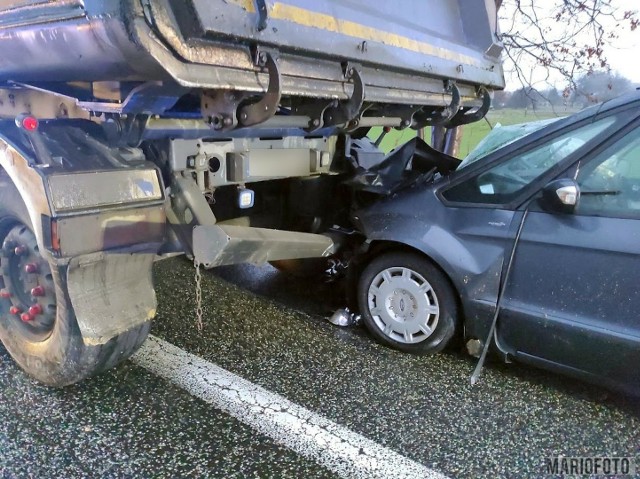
[50,219,61,252]
[9,306,21,315]
[20,313,33,322]
[22,116,39,131]
[29,304,42,316]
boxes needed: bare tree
[433,1,637,156]
[499,0,638,92]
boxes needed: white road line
[132,335,448,479]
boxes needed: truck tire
[0,175,150,386]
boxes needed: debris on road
[328,308,362,327]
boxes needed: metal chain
[194,258,204,331]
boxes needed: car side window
[576,127,640,219]
[443,116,618,205]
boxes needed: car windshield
[458,118,561,169]
[443,115,620,204]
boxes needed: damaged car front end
[337,91,640,395]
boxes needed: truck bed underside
[0,0,504,131]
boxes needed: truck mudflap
[66,253,157,346]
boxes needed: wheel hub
[0,224,56,338]
[388,289,418,320]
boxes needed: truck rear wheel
[0,176,150,387]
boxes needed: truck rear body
[0,0,504,117]
[0,0,506,386]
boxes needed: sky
[502,0,640,90]
[605,28,640,84]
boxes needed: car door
[499,118,640,389]
[441,113,623,339]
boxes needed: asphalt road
[1,257,639,478]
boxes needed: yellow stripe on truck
[227,0,481,67]
[229,0,257,12]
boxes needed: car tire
[0,175,150,387]
[357,252,458,354]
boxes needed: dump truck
[0,0,504,386]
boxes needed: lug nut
[24,263,38,274]
[0,289,11,299]
[20,312,33,322]
[28,304,42,316]
[14,245,28,256]
[9,306,21,315]
[30,286,45,297]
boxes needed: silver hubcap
[367,266,439,344]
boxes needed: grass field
[368,108,578,157]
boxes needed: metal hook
[238,51,281,127]
[429,81,462,126]
[446,86,492,127]
[323,64,365,127]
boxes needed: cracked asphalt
[1,257,639,478]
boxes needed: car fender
[354,191,512,338]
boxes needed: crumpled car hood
[345,138,460,195]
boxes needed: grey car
[352,90,640,394]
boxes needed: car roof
[596,88,640,114]
[544,88,640,133]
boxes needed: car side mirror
[541,178,580,214]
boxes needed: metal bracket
[238,51,281,127]
[323,64,365,127]
[414,81,461,128]
[201,89,247,131]
[165,174,218,257]
[293,100,338,132]
[10,81,184,118]
[345,103,374,132]
[102,114,150,147]
[377,104,425,130]
[445,86,491,127]
[254,0,268,31]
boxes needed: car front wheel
[357,252,458,354]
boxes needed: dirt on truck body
[0,0,504,386]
